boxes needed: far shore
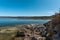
[0,16,51,20]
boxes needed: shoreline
[0,23,45,33]
[0,23,44,28]
[0,23,46,40]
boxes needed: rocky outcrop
[11,24,46,40]
[43,12,60,40]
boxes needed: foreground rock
[0,24,46,40]
[44,12,60,40]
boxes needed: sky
[0,0,60,16]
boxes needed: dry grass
[0,33,15,40]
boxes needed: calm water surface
[0,18,50,27]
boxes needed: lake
[0,18,49,27]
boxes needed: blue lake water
[0,18,50,27]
